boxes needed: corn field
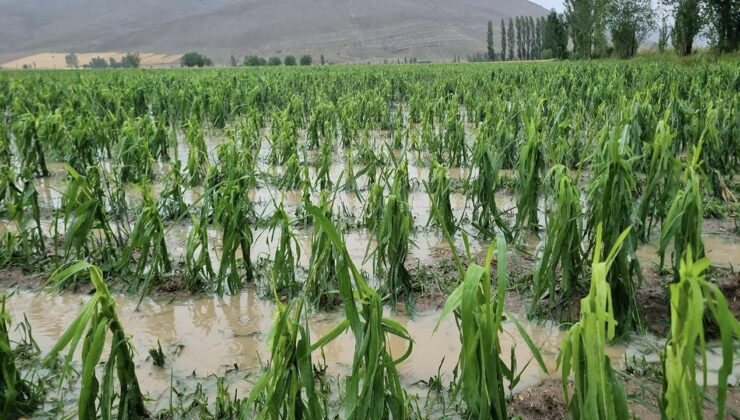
[0,60,738,418]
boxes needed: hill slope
[0,0,549,65]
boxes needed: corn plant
[435,235,548,419]
[659,146,704,278]
[660,247,739,420]
[241,297,324,419]
[307,100,336,149]
[586,125,643,336]
[637,117,680,241]
[443,101,466,166]
[308,205,413,419]
[61,165,120,265]
[185,118,209,186]
[315,136,333,190]
[117,118,154,183]
[267,203,301,300]
[423,160,456,235]
[361,182,385,233]
[1,294,43,418]
[277,153,301,190]
[515,117,545,231]
[212,178,254,294]
[531,165,584,317]
[44,261,147,419]
[185,205,215,292]
[0,172,45,270]
[557,224,631,420]
[11,113,49,177]
[149,115,171,162]
[306,191,340,309]
[0,121,11,166]
[158,160,189,220]
[470,122,512,242]
[369,158,413,302]
[121,185,171,298]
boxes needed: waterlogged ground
[2,126,739,417]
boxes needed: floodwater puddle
[3,287,619,411]
[9,286,734,414]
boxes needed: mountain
[0,0,549,65]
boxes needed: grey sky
[529,0,564,12]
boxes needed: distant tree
[320,54,325,65]
[180,52,213,67]
[658,19,670,52]
[109,57,118,67]
[592,0,610,58]
[268,56,282,66]
[244,55,266,66]
[122,52,141,68]
[230,55,238,67]
[542,11,569,59]
[466,52,488,62]
[508,18,515,60]
[670,0,701,55]
[565,0,596,58]
[501,19,508,60]
[487,20,496,61]
[515,17,522,59]
[530,16,537,59]
[87,56,109,68]
[608,0,655,58]
[705,0,739,52]
[284,55,297,66]
[65,53,78,68]
[299,55,312,65]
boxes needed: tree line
[483,14,568,62]
[64,53,142,69]
[567,0,738,58]
[481,0,738,62]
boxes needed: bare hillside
[0,0,549,65]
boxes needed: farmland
[0,61,739,418]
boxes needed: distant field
[1,52,181,69]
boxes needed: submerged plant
[158,160,189,220]
[44,261,148,420]
[557,224,631,420]
[185,205,215,292]
[242,298,324,419]
[1,294,43,418]
[515,117,545,231]
[121,185,171,298]
[531,165,584,317]
[637,117,680,241]
[424,160,456,235]
[660,248,739,420]
[185,118,209,186]
[370,158,413,302]
[267,203,301,300]
[308,206,413,419]
[306,191,339,309]
[586,125,643,336]
[470,123,512,242]
[436,236,547,419]
[659,146,704,279]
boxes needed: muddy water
[8,287,735,413]
[4,287,621,412]
[637,233,740,268]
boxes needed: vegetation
[181,51,213,67]
[0,59,737,418]
[660,248,739,420]
[558,225,631,419]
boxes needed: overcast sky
[530,0,565,12]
